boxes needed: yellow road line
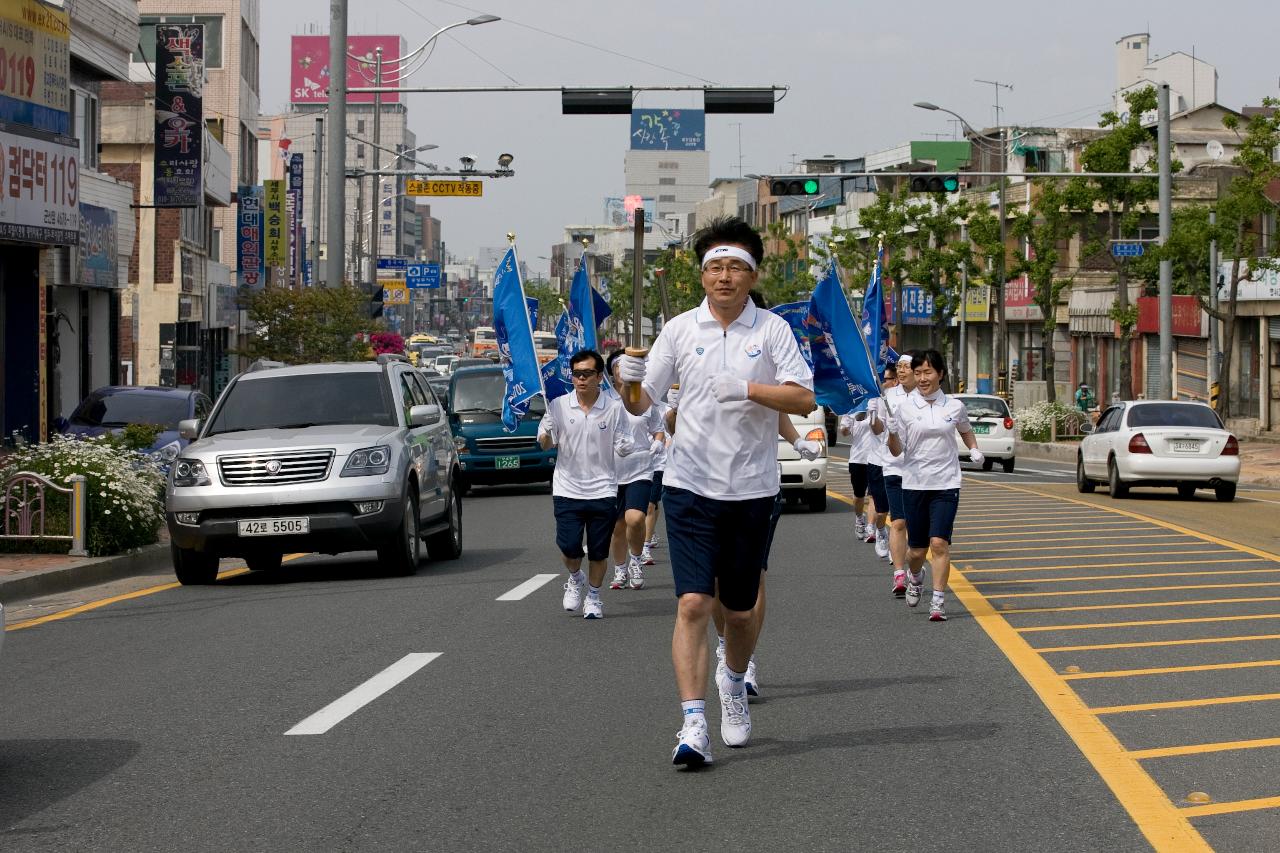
[1092,693,1280,715]
[1129,737,1280,760]
[986,581,1280,600]
[946,569,1210,850]
[827,490,855,506]
[952,540,1194,555]
[954,520,1144,530]
[972,568,1280,586]
[962,550,1238,565]
[1035,632,1280,653]
[957,530,1166,544]
[1180,795,1280,818]
[999,596,1280,615]
[1017,613,1280,633]
[4,555,307,632]
[961,557,1255,575]
[1062,659,1280,680]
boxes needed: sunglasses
[571,369,600,380]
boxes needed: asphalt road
[2,456,1278,851]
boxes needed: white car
[1077,400,1240,501]
[434,355,459,376]
[777,407,828,512]
[953,394,1017,473]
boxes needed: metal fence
[1,471,88,557]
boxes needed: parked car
[434,355,459,376]
[448,365,555,494]
[165,354,462,584]
[953,394,1017,473]
[777,406,829,511]
[1077,400,1240,501]
[58,386,213,466]
[452,357,496,371]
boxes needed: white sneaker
[906,575,923,608]
[562,575,584,611]
[608,564,629,590]
[874,527,889,558]
[640,546,655,566]
[647,536,660,550]
[628,556,645,589]
[714,644,727,685]
[745,658,760,697]
[671,718,713,767]
[717,678,752,747]
[853,516,866,541]
[583,595,604,619]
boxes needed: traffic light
[362,281,384,319]
[769,177,821,196]
[909,174,961,193]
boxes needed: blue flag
[492,247,544,431]
[541,258,613,401]
[774,263,881,414]
[860,244,898,374]
[526,296,540,331]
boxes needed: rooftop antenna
[975,78,1014,127]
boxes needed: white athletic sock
[907,570,922,585]
[720,666,747,697]
[681,699,706,727]
[587,585,601,600]
[716,635,726,655]
[570,570,585,584]
[931,590,946,604]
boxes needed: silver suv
[165,355,462,584]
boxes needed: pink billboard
[290,35,403,104]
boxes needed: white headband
[897,354,913,366]
[701,245,758,271]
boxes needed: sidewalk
[0,532,171,605]
[1018,439,1280,488]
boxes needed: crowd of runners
[535,216,978,768]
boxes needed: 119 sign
[0,47,38,100]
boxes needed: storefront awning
[1069,288,1116,335]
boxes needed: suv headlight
[173,459,211,487]
[154,440,182,464]
[341,445,392,477]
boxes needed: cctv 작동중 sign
[406,179,483,197]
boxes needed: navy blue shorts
[866,464,889,515]
[617,479,651,517]
[663,486,775,612]
[648,470,665,506]
[847,462,868,498]
[553,496,617,562]
[902,488,960,548]
[884,474,906,521]
[761,491,784,571]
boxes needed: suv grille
[474,436,538,453]
[218,450,335,486]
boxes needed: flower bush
[0,435,166,556]
[1013,400,1086,443]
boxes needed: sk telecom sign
[290,35,403,104]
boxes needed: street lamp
[915,100,1008,397]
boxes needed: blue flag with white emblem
[860,243,897,374]
[540,258,614,401]
[492,246,544,431]
[773,262,880,413]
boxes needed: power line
[390,0,520,84]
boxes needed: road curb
[0,543,171,605]
[1018,441,1280,488]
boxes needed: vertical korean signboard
[263,179,286,268]
[154,23,204,207]
[288,152,304,284]
[0,0,71,134]
[237,185,263,290]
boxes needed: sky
[260,0,1280,276]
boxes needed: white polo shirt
[538,390,623,500]
[840,411,878,465]
[895,388,972,491]
[869,384,909,475]
[642,298,813,501]
[616,404,664,485]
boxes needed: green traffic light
[803,179,820,194]
[943,176,959,192]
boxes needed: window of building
[658,161,679,170]
[69,87,98,168]
[658,194,676,203]
[137,15,224,69]
[205,118,224,144]
[1023,148,1065,173]
[239,122,257,185]
[658,177,676,185]
[356,144,365,159]
[210,227,222,263]
[240,23,259,96]
[357,119,366,134]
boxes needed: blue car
[448,366,555,495]
[57,386,213,466]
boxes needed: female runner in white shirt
[885,349,983,622]
[839,402,877,545]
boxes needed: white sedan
[953,394,1017,473]
[1077,400,1240,501]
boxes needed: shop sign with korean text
[75,202,118,288]
[263,179,286,267]
[237,184,263,290]
[154,23,204,208]
[0,119,78,243]
[0,0,70,134]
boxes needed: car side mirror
[409,404,442,427]
[178,418,201,440]
[1079,420,1095,435]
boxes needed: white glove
[884,415,899,436]
[667,388,680,409]
[968,447,985,466]
[538,418,556,441]
[712,373,749,403]
[614,434,636,457]
[649,437,666,455]
[794,438,822,461]
[616,354,646,384]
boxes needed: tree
[1067,86,1163,402]
[238,285,376,364]
[754,221,818,307]
[1132,204,1216,296]
[1009,181,1078,403]
[523,278,562,331]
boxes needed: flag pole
[509,232,547,400]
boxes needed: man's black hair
[605,348,626,378]
[692,215,764,266]
[569,349,605,374]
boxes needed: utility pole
[1157,82,1174,400]
[976,78,1013,396]
[959,223,969,392]
[369,46,383,303]
[312,115,323,285]
[1209,209,1219,402]
[324,0,347,287]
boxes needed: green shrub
[0,435,166,556]
[1013,400,1084,443]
